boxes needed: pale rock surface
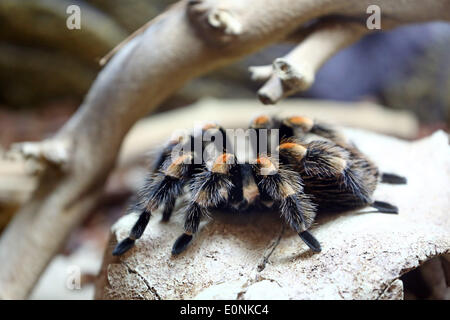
[96,129,450,300]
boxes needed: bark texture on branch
[252,21,370,104]
[1,0,450,299]
[96,129,450,299]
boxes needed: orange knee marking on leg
[278,142,307,159]
[166,154,192,177]
[169,134,185,145]
[279,142,298,150]
[256,156,271,167]
[215,153,233,164]
[212,153,234,173]
[173,154,192,165]
[253,115,270,126]
[288,116,310,125]
[202,123,219,131]
[286,116,314,131]
[257,156,277,175]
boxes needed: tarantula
[112,115,406,256]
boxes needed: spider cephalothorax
[113,115,406,256]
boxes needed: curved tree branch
[253,20,372,104]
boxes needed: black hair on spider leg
[381,173,407,184]
[112,208,151,256]
[161,197,176,222]
[371,201,399,214]
[113,238,136,256]
[172,233,193,255]
[299,230,322,253]
[130,209,151,239]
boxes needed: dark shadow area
[401,255,450,300]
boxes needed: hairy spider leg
[172,153,236,255]
[144,131,196,221]
[112,152,194,256]
[255,118,401,215]
[115,123,232,255]
[285,116,387,187]
[278,140,399,214]
[202,124,256,210]
[253,156,321,253]
[380,172,407,184]
[249,114,283,156]
[160,123,229,222]
[281,115,349,145]
[201,122,230,153]
[283,116,408,186]
[150,134,187,173]
[277,117,374,196]
[278,140,375,210]
[371,201,399,214]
